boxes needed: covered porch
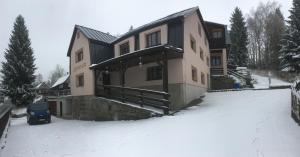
[89,44,183,114]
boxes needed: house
[205,21,231,76]
[51,74,70,91]
[33,82,50,95]
[61,7,229,120]
[47,75,70,117]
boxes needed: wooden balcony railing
[211,67,224,76]
[47,89,71,96]
[96,85,170,114]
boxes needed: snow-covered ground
[252,74,291,89]
[2,89,300,157]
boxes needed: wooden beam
[162,51,169,114]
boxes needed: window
[198,23,202,37]
[146,31,161,47]
[212,29,222,39]
[119,42,130,55]
[76,74,84,87]
[201,72,205,85]
[191,66,197,82]
[147,66,162,81]
[206,57,210,66]
[211,56,222,66]
[205,39,208,46]
[75,49,83,63]
[190,35,196,52]
[207,74,210,88]
[200,47,204,60]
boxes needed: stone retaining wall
[62,96,159,121]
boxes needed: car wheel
[28,119,32,125]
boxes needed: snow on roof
[34,82,49,89]
[51,74,69,88]
[293,54,300,59]
[35,83,43,89]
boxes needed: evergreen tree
[279,0,300,72]
[229,7,248,67]
[1,15,36,106]
[265,8,285,70]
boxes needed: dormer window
[119,42,130,55]
[146,31,161,48]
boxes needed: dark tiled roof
[76,25,117,43]
[112,7,206,43]
[67,7,208,56]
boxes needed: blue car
[27,102,51,125]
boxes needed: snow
[252,74,291,89]
[2,89,300,157]
[11,107,26,116]
[33,95,43,103]
[35,83,43,89]
[51,75,69,88]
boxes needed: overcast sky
[0,0,292,80]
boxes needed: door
[48,101,57,116]
[60,101,63,117]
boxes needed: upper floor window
[190,35,196,52]
[76,73,84,87]
[200,47,204,60]
[146,31,161,48]
[198,23,202,37]
[211,56,222,66]
[119,42,130,55]
[205,39,208,46]
[191,66,197,82]
[201,72,205,85]
[147,66,162,81]
[206,57,210,67]
[75,49,83,63]
[212,29,222,39]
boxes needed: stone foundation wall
[62,96,157,121]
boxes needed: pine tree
[1,15,36,106]
[229,7,248,67]
[265,8,285,70]
[279,0,300,72]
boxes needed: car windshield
[30,103,48,111]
